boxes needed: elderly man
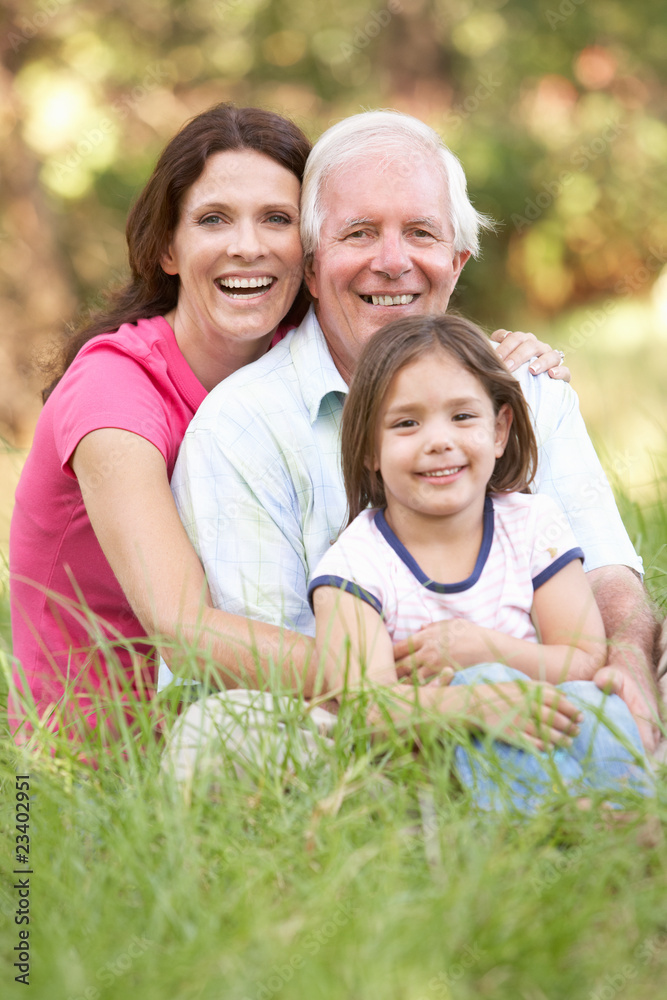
[169,110,660,757]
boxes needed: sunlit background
[1,0,666,557]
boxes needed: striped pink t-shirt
[308,492,584,643]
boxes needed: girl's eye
[453,412,475,422]
[394,419,418,428]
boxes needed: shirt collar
[291,306,349,424]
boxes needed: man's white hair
[300,109,494,260]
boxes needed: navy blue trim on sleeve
[373,497,495,593]
[307,575,384,616]
[532,548,585,590]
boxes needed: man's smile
[360,293,417,306]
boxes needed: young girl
[308,315,652,811]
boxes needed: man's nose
[370,232,412,280]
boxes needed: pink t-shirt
[9,315,207,741]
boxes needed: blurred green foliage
[1,0,666,436]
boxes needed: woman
[9,104,315,743]
[9,102,563,747]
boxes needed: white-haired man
[169,110,660,756]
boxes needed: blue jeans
[449,663,654,813]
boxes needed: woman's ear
[160,241,178,276]
[494,404,513,458]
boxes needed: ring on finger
[556,350,565,366]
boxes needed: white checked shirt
[171,306,642,642]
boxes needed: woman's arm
[490,329,570,381]
[394,561,607,685]
[312,586,582,750]
[72,428,316,694]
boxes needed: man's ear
[494,403,513,458]
[452,249,471,284]
[304,255,318,299]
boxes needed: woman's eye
[267,214,291,225]
[200,214,224,225]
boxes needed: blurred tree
[0,0,665,439]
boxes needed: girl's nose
[424,421,454,452]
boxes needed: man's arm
[171,410,318,639]
[515,368,661,749]
[517,371,643,574]
[588,565,661,753]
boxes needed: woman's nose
[227,221,265,260]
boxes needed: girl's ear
[494,404,513,458]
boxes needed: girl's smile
[416,465,465,481]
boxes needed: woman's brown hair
[341,314,538,525]
[43,103,312,401]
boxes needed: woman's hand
[458,680,583,752]
[394,619,489,677]
[491,328,570,382]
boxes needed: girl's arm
[72,428,316,694]
[312,585,582,751]
[395,560,606,685]
[312,586,397,693]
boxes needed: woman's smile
[215,274,277,297]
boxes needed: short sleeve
[54,343,174,476]
[307,514,385,615]
[529,493,585,590]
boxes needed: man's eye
[346,229,369,239]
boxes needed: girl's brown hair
[43,103,311,401]
[342,314,538,525]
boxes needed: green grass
[1,473,667,1000]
